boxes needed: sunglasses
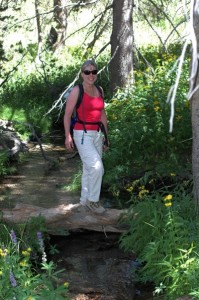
[83,70,98,75]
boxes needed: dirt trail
[0,141,81,209]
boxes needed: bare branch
[93,41,110,60]
[167,38,189,132]
[6,0,102,30]
[133,44,155,75]
[84,5,111,53]
[0,52,27,88]
[164,18,186,45]
[138,7,166,48]
[13,120,58,163]
[61,4,112,46]
[141,0,181,38]
[163,0,194,132]
[44,71,81,118]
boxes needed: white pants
[73,130,104,203]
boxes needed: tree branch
[167,38,189,132]
[164,18,187,45]
[142,0,181,38]
[0,52,27,88]
[138,7,166,48]
[61,4,112,46]
[6,0,102,30]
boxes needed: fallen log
[1,203,128,235]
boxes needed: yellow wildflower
[126,186,134,192]
[153,100,159,105]
[22,250,30,256]
[164,202,172,207]
[0,248,8,257]
[63,282,69,288]
[170,173,176,177]
[154,106,160,112]
[19,260,28,267]
[139,185,145,190]
[164,194,173,201]
[138,189,149,198]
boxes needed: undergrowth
[119,180,199,299]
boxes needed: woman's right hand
[65,135,74,150]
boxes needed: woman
[64,60,109,214]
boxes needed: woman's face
[81,64,98,85]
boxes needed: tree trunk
[191,0,199,214]
[110,0,134,94]
[53,0,68,51]
[35,0,42,60]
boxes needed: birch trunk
[191,0,199,213]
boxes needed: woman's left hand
[103,138,109,152]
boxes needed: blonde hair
[81,60,98,72]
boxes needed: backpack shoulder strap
[75,83,103,111]
[76,83,84,109]
[95,84,104,98]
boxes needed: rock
[0,119,28,156]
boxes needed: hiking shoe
[80,200,87,206]
[86,201,106,214]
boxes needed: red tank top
[74,92,104,131]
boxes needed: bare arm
[64,85,79,150]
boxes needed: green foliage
[103,44,191,194]
[0,48,110,137]
[137,0,178,23]
[0,151,10,176]
[119,183,199,299]
[0,150,17,177]
[0,220,69,300]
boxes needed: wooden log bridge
[1,203,128,235]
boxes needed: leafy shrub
[103,44,191,194]
[119,182,199,299]
[0,150,17,177]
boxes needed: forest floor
[0,138,81,210]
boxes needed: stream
[49,231,154,300]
